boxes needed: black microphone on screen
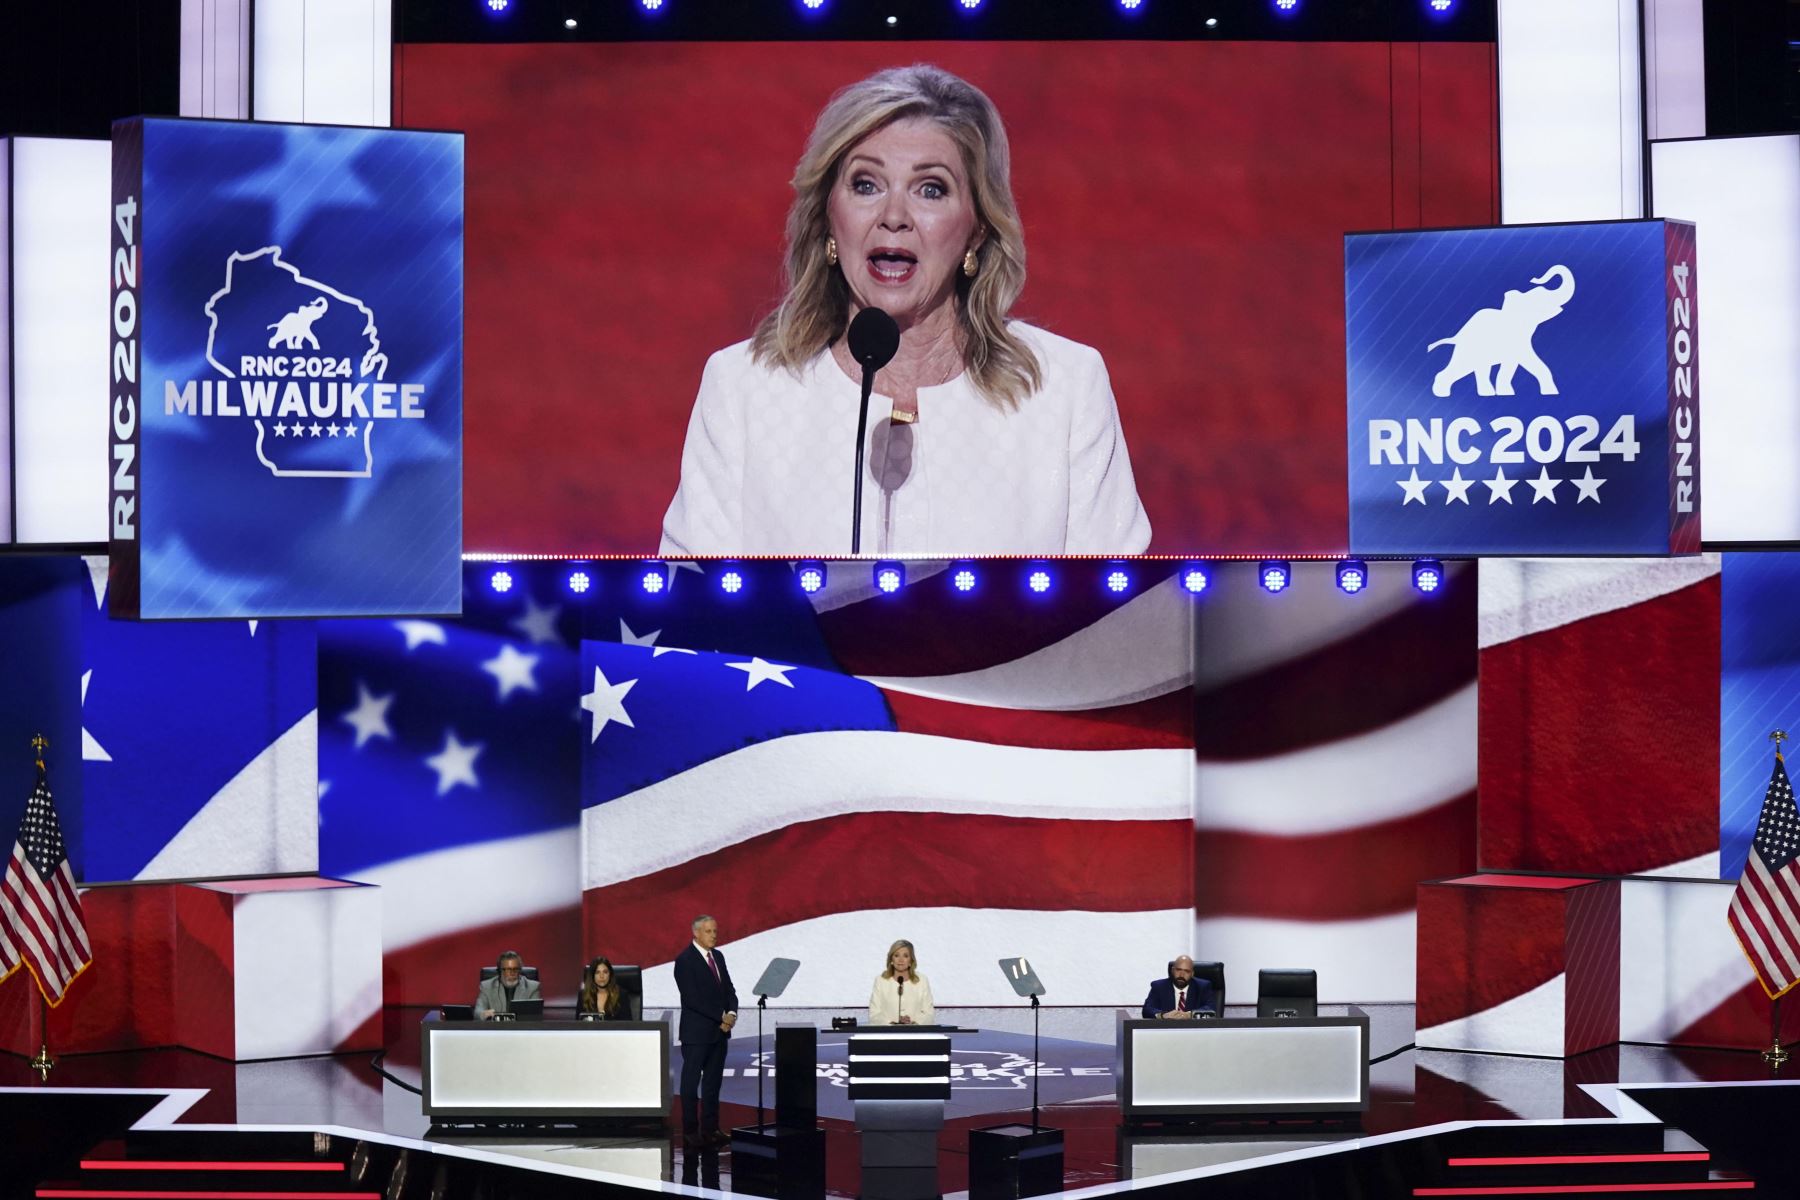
[847,307,900,555]
[896,974,905,1023]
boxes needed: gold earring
[963,248,979,278]
[826,237,839,267]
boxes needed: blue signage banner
[1345,219,1699,556]
[109,118,463,618]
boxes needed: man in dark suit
[1142,955,1216,1019]
[674,914,738,1144]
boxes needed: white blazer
[868,972,935,1026]
[660,323,1151,557]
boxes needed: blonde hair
[882,939,920,982]
[751,64,1042,410]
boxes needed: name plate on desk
[847,1031,952,1101]
[421,1019,670,1120]
[1118,1010,1369,1120]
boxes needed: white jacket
[868,972,936,1026]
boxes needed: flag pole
[27,735,55,1081]
[1767,994,1789,1069]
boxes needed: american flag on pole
[1727,749,1800,1000]
[1,760,93,1005]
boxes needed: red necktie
[707,952,720,982]
[1177,988,1187,1012]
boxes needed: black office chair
[1256,968,1318,1019]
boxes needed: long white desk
[420,1018,671,1122]
[1116,1008,1370,1120]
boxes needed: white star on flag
[1484,468,1518,504]
[424,730,483,796]
[510,597,563,646]
[726,657,799,691]
[664,561,706,592]
[1397,468,1431,505]
[619,619,697,658]
[1439,468,1475,505]
[81,669,111,763]
[394,620,447,651]
[582,666,639,743]
[1571,466,1607,503]
[341,682,396,748]
[1527,466,1562,504]
[482,644,541,702]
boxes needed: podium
[730,1022,825,1199]
[850,1029,952,1200]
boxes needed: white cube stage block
[222,877,382,1061]
[254,0,393,127]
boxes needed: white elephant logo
[1427,265,1574,397]
[266,296,329,350]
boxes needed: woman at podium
[869,939,935,1025]
[578,956,626,1020]
[659,63,1150,557]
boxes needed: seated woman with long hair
[579,956,626,1020]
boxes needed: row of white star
[1394,466,1608,505]
[270,421,364,439]
[580,652,800,745]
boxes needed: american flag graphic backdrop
[318,559,1480,1008]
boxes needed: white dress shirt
[868,972,935,1026]
[660,323,1152,556]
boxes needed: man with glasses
[476,949,541,1020]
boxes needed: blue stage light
[567,569,592,596]
[719,568,745,595]
[484,0,510,12]
[1259,560,1291,594]
[957,0,984,8]
[1413,559,1445,594]
[950,563,978,593]
[796,561,826,594]
[1335,559,1368,595]
[874,562,905,594]
[1104,564,1131,594]
[489,568,514,594]
[1429,0,1454,10]
[1274,0,1299,10]
[640,0,665,10]
[1118,0,1144,9]
[801,0,826,7]
[1026,564,1053,595]
[639,564,666,595]
[1180,563,1210,594]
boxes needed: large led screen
[396,40,1498,555]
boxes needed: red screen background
[396,40,1496,554]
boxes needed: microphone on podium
[896,974,905,1024]
[847,307,900,555]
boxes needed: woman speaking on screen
[660,65,1150,557]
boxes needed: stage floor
[2,1004,1792,1198]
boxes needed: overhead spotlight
[566,568,593,596]
[1413,559,1445,594]
[1335,559,1368,594]
[1428,0,1455,10]
[799,0,827,9]
[1104,563,1132,594]
[1118,0,1145,9]
[564,17,578,28]
[484,0,510,11]
[957,0,984,8]
[1205,16,1219,27]
[1180,562,1210,594]
[796,561,826,594]
[719,566,745,595]
[885,14,897,25]
[1259,560,1292,594]
[874,562,905,594]
[950,563,979,593]
[639,563,666,595]
[489,568,514,594]
[640,0,665,10]
[1274,0,1299,9]
[1025,563,1053,595]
